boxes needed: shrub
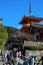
[24,45,43,50]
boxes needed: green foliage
[0,24,8,49]
[24,45,43,50]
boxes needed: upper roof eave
[19,15,43,24]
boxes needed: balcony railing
[24,41,43,45]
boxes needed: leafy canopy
[0,24,8,49]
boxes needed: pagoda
[19,3,43,43]
[5,3,43,52]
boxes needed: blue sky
[0,0,43,29]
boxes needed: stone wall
[25,50,43,60]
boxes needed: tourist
[2,51,5,61]
[5,53,7,65]
[11,53,15,65]
[18,62,22,65]
[13,49,16,58]
[23,60,28,65]
[18,50,21,58]
[7,52,11,65]
[37,56,43,65]
[29,56,35,65]
[16,51,19,58]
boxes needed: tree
[0,24,8,50]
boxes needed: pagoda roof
[20,22,43,33]
[21,24,30,32]
[31,23,43,29]
[19,15,43,24]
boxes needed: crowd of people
[2,49,22,65]
[1,48,43,65]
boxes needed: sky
[0,0,43,29]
